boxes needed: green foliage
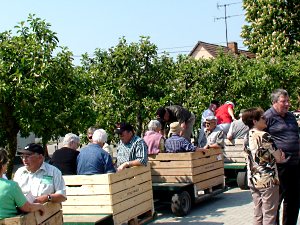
[0,15,94,177]
[81,37,175,140]
[242,0,300,58]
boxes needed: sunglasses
[205,122,215,126]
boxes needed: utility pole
[214,2,243,46]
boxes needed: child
[242,107,285,225]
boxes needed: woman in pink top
[215,101,236,135]
[143,120,165,154]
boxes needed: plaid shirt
[165,134,196,153]
[116,135,148,166]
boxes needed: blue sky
[1,0,246,63]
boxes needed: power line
[71,39,247,58]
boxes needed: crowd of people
[0,88,299,225]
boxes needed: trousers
[251,185,279,225]
[276,163,300,225]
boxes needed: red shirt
[215,104,234,124]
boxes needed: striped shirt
[117,135,148,166]
[165,134,197,153]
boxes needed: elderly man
[14,143,66,204]
[77,129,115,175]
[86,126,113,156]
[199,116,225,149]
[165,122,205,153]
[156,105,195,142]
[115,122,148,171]
[264,89,300,225]
[198,100,220,146]
[50,133,80,175]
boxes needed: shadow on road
[151,188,252,224]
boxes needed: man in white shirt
[14,143,66,204]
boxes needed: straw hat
[169,122,183,134]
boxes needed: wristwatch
[47,194,52,202]
[126,161,131,168]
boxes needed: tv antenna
[214,2,243,46]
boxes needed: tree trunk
[136,105,143,137]
[2,103,20,179]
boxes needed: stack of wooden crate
[62,165,154,225]
[149,148,225,192]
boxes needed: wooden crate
[0,202,62,225]
[223,139,246,163]
[62,165,154,225]
[148,148,224,191]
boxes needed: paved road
[149,187,300,225]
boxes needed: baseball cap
[17,143,44,155]
[114,122,134,134]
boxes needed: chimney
[227,42,238,54]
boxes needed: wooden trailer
[62,165,154,225]
[223,139,248,189]
[0,202,63,225]
[148,148,225,216]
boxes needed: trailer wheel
[171,191,192,216]
[237,171,249,190]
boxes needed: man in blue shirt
[264,89,300,225]
[77,129,115,174]
[165,122,205,153]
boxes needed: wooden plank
[151,161,224,176]
[63,174,110,185]
[110,181,152,205]
[195,175,224,190]
[63,165,150,186]
[224,139,244,146]
[110,171,151,194]
[108,165,151,184]
[194,168,224,183]
[63,199,153,223]
[152,168,224,183]
[62,205,113,214]
[64,181,152,206]
[63,214,113,223]
[113,200,153,225]
[223,151,246,158]
[193,161,224,175]
[40,210,63,225]
[151,167,193,176]
[112,190,153,215]
[148,148,222,161]
[63,195,112,206]
[35,202,62,224]
[65,184,111,195]
[224,146,244,151]
[151,174,192,183]
[66,172,151,197]
[149,153,223,168]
